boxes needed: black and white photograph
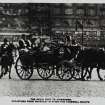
[0,2,105,104]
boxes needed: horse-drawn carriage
[15,42,84,80]
[15,41,105,81]
[0,37,105,81]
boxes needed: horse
[75,47,105,80]
[0,42,15,79]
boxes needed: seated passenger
[42,43,50,52]
[25,35,32,50]
[64,33,72,46]
[18,34,26,49]
[31,37,40,52]
[71,39,78,46]
[18,34,29,53]
[35,37,41,48]
[25,39,32,50]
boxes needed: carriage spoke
[18,69,24,74]
[61,73,65,78]
[64,71,71,79]
[21,70,24,78]
[24,71,27,79]
[44,72,47,78]
[17,65,23,70]
[74,70,81,80]
[24,69,31,78]
[57,63,74,80]
[46,71,49,77]
[46,70,51,75]
[40,69,44,76]
[27,69,31,75]
[41,70,46,78]
[37,64,53,80]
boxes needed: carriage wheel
[57,63,74,80]
[37,63,53,80]
[73,65,87,80]
[15,57,33,80]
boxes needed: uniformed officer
[18,34,26,50]
[0,38,12,79]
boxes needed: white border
[0,1,104,105]
[0,0,105,3]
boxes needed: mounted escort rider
[0,38,14,79]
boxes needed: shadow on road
[8,78,105,82]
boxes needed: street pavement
[0,65,105,97]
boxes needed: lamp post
[81,19,84,50]
[75,19,84,49]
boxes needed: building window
[88,8,96,16]
[100,8,105,16]
[100,19,105,29]
[18,9,22,15]
[52,7,61,15]
[101,10,105,16]
[64,8,73,15]
[100,31,105,41]
[68,19,75,27]
[88,31,97,38]
[100,31,105,37]
[76,8,84,16]
[87,19,98,28]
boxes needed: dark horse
[0,42,15,79]
[75,47,105,80]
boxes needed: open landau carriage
[15,42,88,80]
[15,41,105,81]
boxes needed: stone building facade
[0,3,105,47]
